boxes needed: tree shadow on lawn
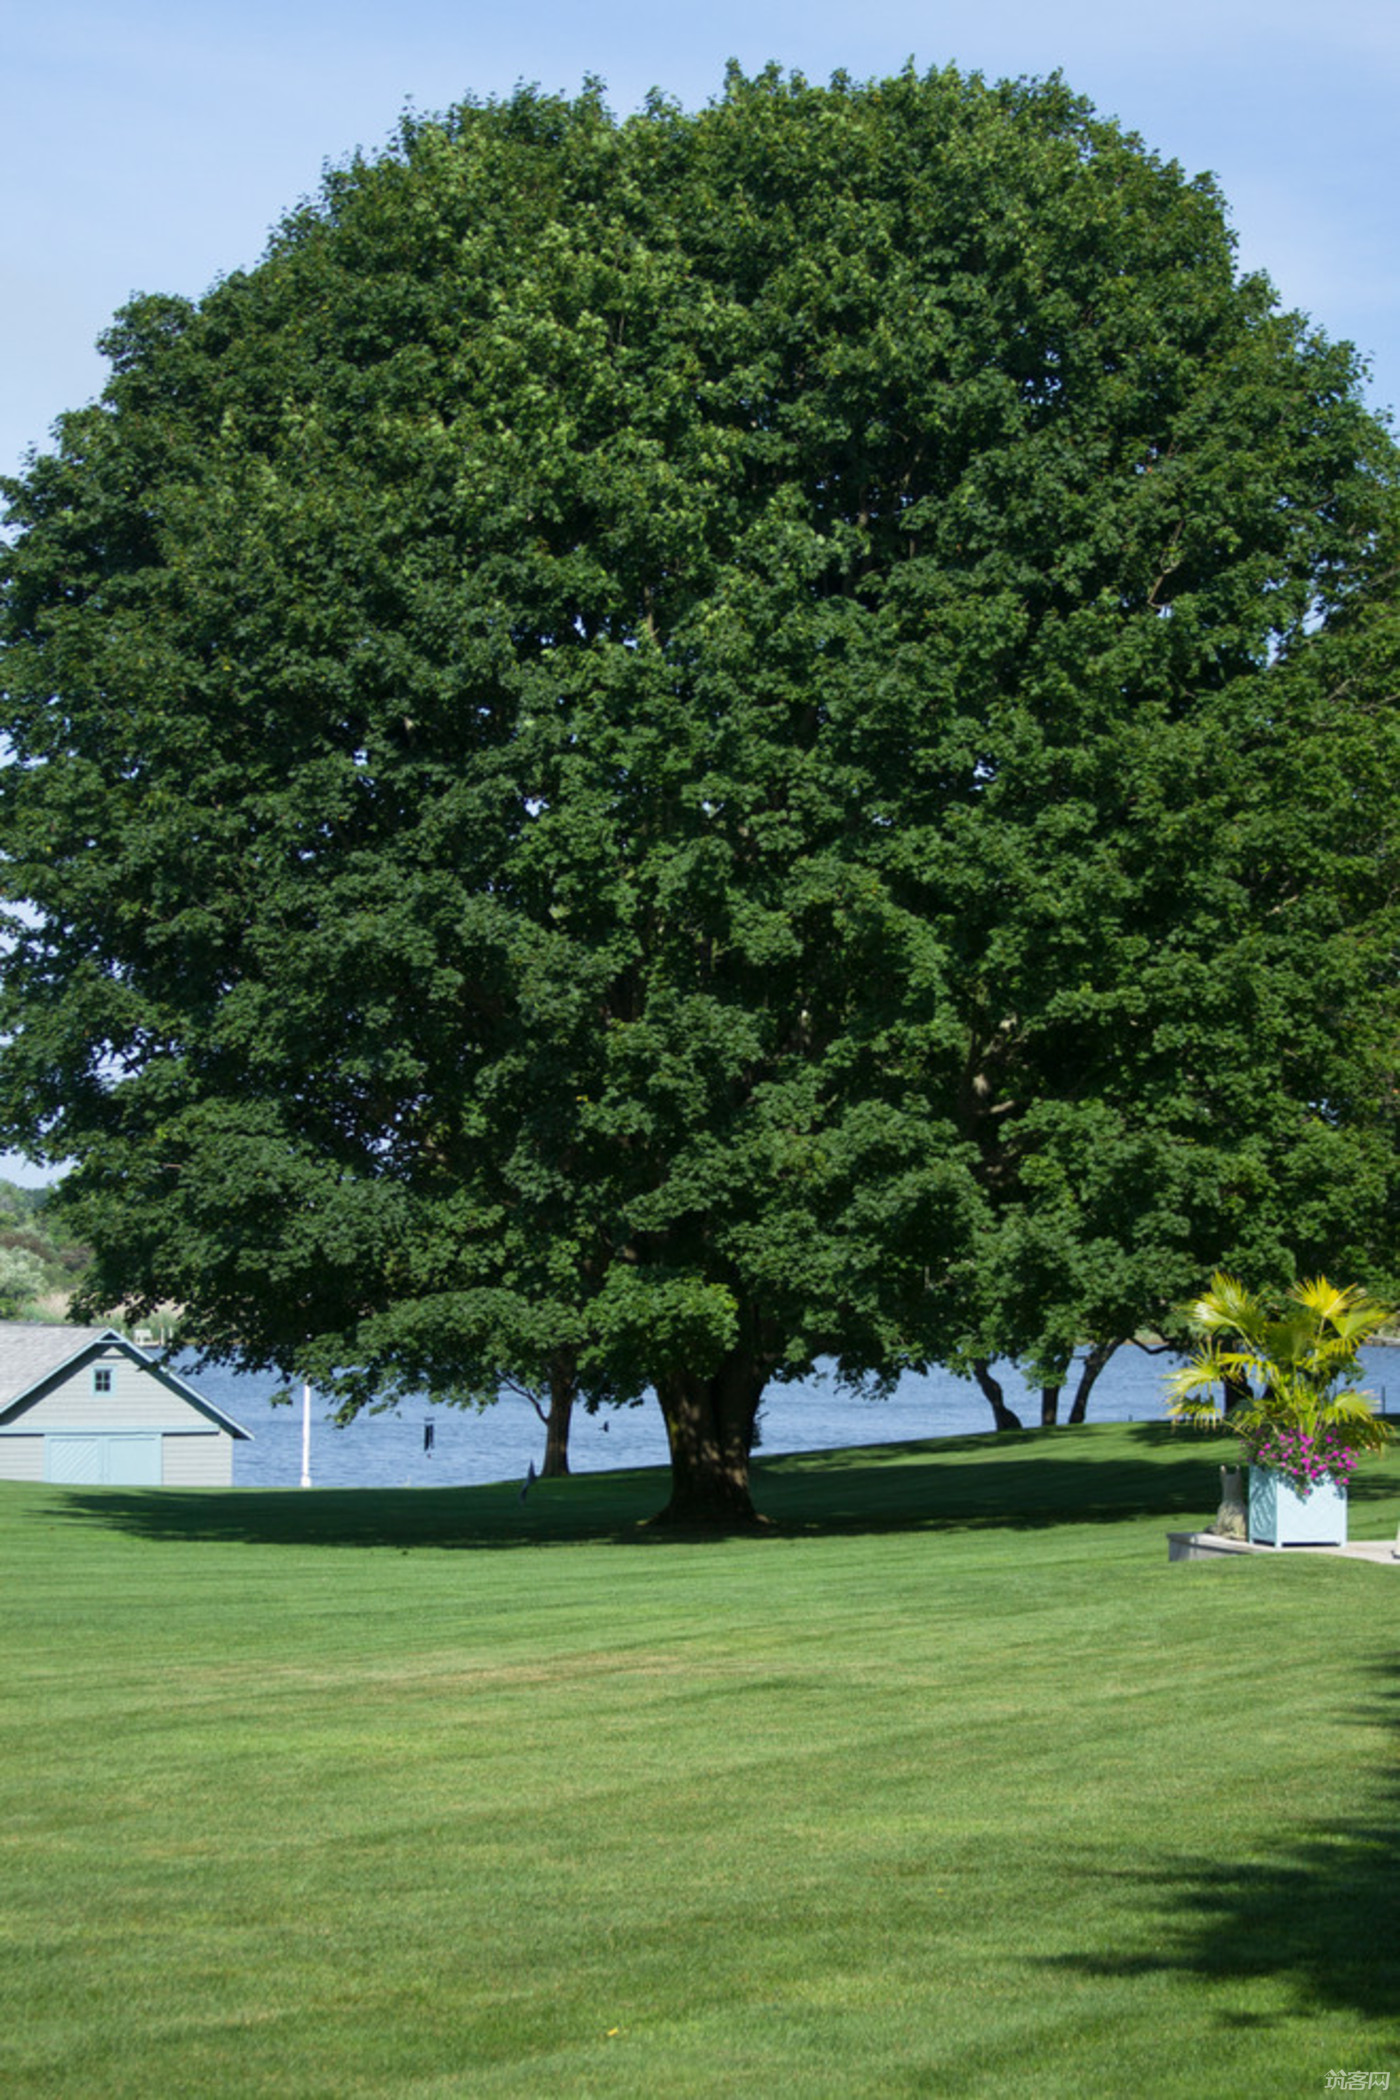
[19,1422,1305,1552]
[1039,1661,1400,2029]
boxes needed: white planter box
[1248,1465,1348,1548]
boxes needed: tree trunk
[652,1355,769,1529]
[540,1356,576,1478]
[1040,1385,1060,1427]
[971,1358,1023,1432]
[1067,1338,1120,1425]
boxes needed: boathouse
[0,1323,251,1485]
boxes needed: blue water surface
[180,1347,1400,1493]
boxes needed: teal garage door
[46,1434,163,1485]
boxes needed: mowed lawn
[2,1422,1398,2099]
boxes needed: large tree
[3,67,1397,1523]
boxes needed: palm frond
[1187,1273,1265,1344]
[1317,1392,1393,1451]
[1166,1393,1229,1431]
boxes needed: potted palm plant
[1167,1274,1392,1547]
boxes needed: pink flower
[1244,1424,1357,1494]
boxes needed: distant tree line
[0,1181,91,1319]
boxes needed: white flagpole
[300,1381,312,1488]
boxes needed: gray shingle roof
[0,1321,116,1410]
[0,1322,252,1438]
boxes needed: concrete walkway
[1168,1530,1400,1563]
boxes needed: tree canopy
[3,66,1398,1523]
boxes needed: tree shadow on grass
[23,1474,660,1551]
[755,1425,1236,1538]
[14,1422,1334,1552]
[1040,1662,1400,2029]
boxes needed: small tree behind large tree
[2,67,1397,1523]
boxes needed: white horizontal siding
[0,1436,44,1481]
[0,1427,233,1485]
[161,1435,234,1487]
[20,1358,209,1431]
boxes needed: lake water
[183,1347,1400,1492]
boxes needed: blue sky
[1,0,1395,1182]
[4,0,1397,481]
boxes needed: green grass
[3,1422,1399,2097]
